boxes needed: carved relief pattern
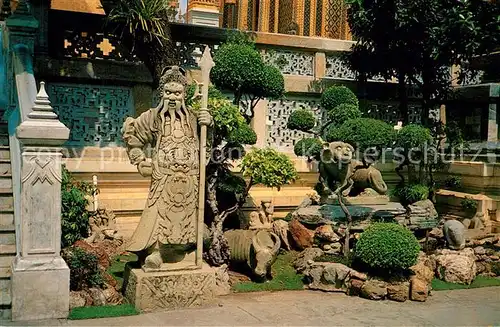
[174,42,220,68]
[63,31,135,61]
[262,49,314,76]
[140,272,215,311]
[47,84,134,146]
[267,98,322,150]
[325,0,344,39]
[325,54,356,80]
[22,157,61,186]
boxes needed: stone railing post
[11,82,70,321]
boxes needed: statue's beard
[159,99,192,135]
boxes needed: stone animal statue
[318,141,388,196]
[224,229,281,280]
[443,219,465,250]
[249,200,274,230]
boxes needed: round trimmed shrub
[355,223,420,272]
[228,123,257,145]
[327,103,362,127]
[392,184,429,206]
[325,118,395,151]
[321,86,359,111]
[287,109,316,132]
[396,124,432,150]
[294,137,323,159]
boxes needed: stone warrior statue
[122,66,211,270]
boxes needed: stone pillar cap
[17,82,70,146]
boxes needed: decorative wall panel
[325,53,356,80]
[174,42,220,68]
[364,101,423,125]
[63,31,135,61]
[267,97,322,150]
[47,84,134,146]
[262,49,314,76]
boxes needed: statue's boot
[143,250,162,269]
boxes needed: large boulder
[315,225,340,243]
[443,220,466,250]
[304,262,366,293]
[289,219,315,249]
[410,252,436,284]
[294,248,324,273]
[292,206,332,226]
[360,280,387,300]
[69,291,86,309]
[387,282,410,302]
[410,277,429,302]
[435,248,477,284]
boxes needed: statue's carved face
[328,141,354,163]
[163,82,184,111]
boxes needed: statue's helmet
[158,66,188,94]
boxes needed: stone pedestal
[124,264,216,312]
[11,257,69,321]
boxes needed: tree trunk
[338,194,352,258]
[205,217,231,266]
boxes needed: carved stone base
[123,264,216,312]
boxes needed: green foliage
[105,0,170,45]
[287,109,316,132]
[443,176,462,190]
[69,304,139,320]
[216,173,247,195]
[294,137,323,159]
[327,103,362,128]
[185,84,225,107]
[107,253,138,289]
[396,124,432,150]
[445,121,468,150]
[241,147,298,190]
[491,262,500,277]
[321,86,359,111]
[211,40,284,115]
[431,276,500,291]
[61,166,98,248]
[232,252,304,292]
[325,118,395,151]
[392,184,429,206]
[355,223,420,273]
[62,247,104,291]
[461,197,477,213]
[228,123,257,146]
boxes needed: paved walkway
[5,287,500,326]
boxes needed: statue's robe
[123,107,199,252]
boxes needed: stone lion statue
[318,141,388,197]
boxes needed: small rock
[315,225,340,243]
[474,246,486,255]
[88,288,107,306]
[436,248,477,284]
[348,279,364,296]
[490,255,499,261]
[289,219,315,250]
[323,244,332,251]
[294,248,324,273]
[387,283,409,302]
[429,227,444,239]
[360,280,387,300]
[410,277,429,302]
[486,248,495,256]
[102,287,122,305]
[443,220,466,250]
[69,292,86,309]
[324,242,342,255]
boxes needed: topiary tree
[355,223,420,275]
[321,85,359,111]
[211,33,285,123]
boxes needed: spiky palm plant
[102,0,174,85]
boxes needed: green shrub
[294,137,323,159]
[355,223,420,273]
[241,147,298,190]
[395,124,432,150]
[392,184,429,206]
[325,118,395,151]
[327,103,362,127]
[258,65,285,100]
[62,246,104,291]
[491,262,500,276]
[287,109,316,132]
[61,166,98,248]
[443,176,462,190]
[185,84,225,106]
[228,122,257,145]
[461,197,477,213]
[321,86,359,111]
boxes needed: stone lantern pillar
[11,82,70,321]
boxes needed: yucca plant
[102,0,174,85]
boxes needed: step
[0,196,13,213]
[0,177,12,190]
[0,231,14,246]
[0,267,10,278]
[0,307,11,321]
[0,279,11,306]
[0,213,14,226]
[0,148,9,161]
[0,163,11,176]
[0,245,15,256]
[0,255,14,268]
[0,225,14,232]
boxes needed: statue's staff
[196,46,214,268]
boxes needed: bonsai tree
[187,87,297,266]
[288,85,395,256]
[211,33,285,123]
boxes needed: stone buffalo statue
[318,141,388,196]
[224,229,281,280]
